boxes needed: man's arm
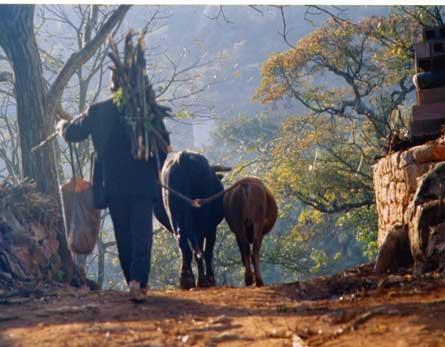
[57,106,94,142]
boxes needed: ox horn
[210,165,232,172]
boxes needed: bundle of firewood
[0,180,63,290]
[108,30,171,162]
[0,179,59,227]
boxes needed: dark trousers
[108,195,153,289]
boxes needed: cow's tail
[187,198,202,260]
[190,233,202,259]
[177,226,202,259]
[178,205,203,259]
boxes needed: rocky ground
[1,264,445,347]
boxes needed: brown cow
[223,177,278,286]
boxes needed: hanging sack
[61,177,101,254]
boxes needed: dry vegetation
[0,180,84,291]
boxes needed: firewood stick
[31,132,59,153]
[31,111,88,153]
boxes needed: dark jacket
[63,98,157,207]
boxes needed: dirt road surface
[1,265,445,347]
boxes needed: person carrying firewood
[57,70,169,302]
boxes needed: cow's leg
[252,223,264,287]
[204,228,217,287]
[236,232,253,286]
[177,234,195,289]
[195,236,207,287]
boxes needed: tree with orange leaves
[254,7,445,214]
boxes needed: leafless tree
[0,5,130,196]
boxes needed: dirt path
[1,268,445,347]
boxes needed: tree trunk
[0,5,59,195]
[0,6,85,288]
[0,4,130,289]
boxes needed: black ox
[153,151,224,289]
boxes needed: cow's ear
[216,173,224,180]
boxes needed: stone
[432,144,445,161]
[381,172,391,187]
[390,152,400,176]
[409,200,445,274]
[382,205,390,223]
[389,182,397,203]
[398,150,414,169]
[412,144,436,164]
[396,182,408,204]
[374,141,445,270]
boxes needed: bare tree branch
[47,5,130,115]
[204,6,233,24]
[289,187,374,213]
[249,5,264,15]
[305,5,351,25]
[272,5,295,48]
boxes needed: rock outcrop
[373,140,445,273]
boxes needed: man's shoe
[129,280,145,303]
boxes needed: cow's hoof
[197,278,210,288]
[255,278,264,287]
[245,275,254,287]
[180,273,196,290]
[207,276,216,287]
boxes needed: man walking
[57,72,165,302]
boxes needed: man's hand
[56,119,68,137]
